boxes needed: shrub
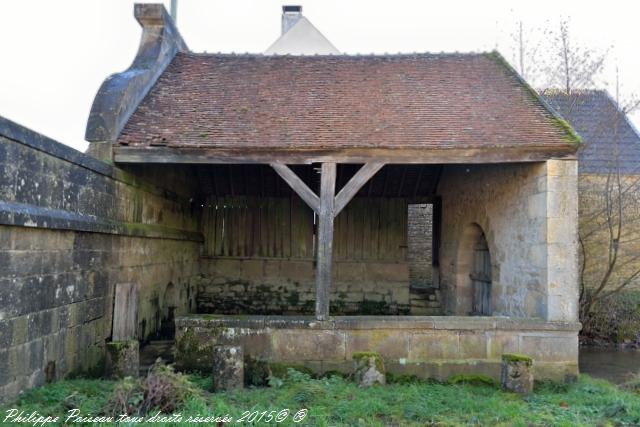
[581,291,640,344]
[104,359,202,416]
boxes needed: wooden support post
[270,161,383,320]
[316,162,336,320]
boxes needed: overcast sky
[1,0,639,152]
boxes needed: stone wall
[437,160,579,321]
[197,196,414,315]
[197,258,410,315]
[175,315,580,382]
[0,118,201,402]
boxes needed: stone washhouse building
[0,4,581,401]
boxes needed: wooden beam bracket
[334,162,384,216]
[270,162,320,213]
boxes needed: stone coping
[0,200,203,242]
[176,314,581,332]
[0,115,190,204]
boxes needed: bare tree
[577,98,640,319]
[509,19,640,320]
[510,19,607,92]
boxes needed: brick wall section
[407,203,433,287]
[0,119,202,403]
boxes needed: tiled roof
[544,90,640,174]
[117,52,578,151]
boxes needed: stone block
[546,159,577,177]
[280,260,314,283]
[520,335,578,363]
[408,332,459,361]
[366,262,409,283]
[501,353,533,394]
[105,340,139,379]
[439,361,500,382]
[335,262,366,282]
[527,192,547,219]
[272,330,345,361]
[240,260,264,281]
[345,330,410,360]
[212,345,244,392]
[458,332,488,359]
[212,259,243,280]
[352,352,385,387]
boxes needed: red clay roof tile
[117,52,577,151]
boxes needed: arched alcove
[455,223,492,315]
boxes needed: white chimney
[281,5,303,35]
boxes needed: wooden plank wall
[202,196,407,261]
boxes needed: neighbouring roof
[544,90,640,174]
[116,51,579,154]
[265,16,340,55]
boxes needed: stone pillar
[544,159,579,322]
[352,352,386,387]
[212,345,244,391]
[105,340,139,379]
[500,353,533,394]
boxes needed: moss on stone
[269,363,314,379]
[449,374,498,387]
[352,351,385,372]
[502,353,534,366]
[286,291,300,307]
[484,50,582,146]
[106,340,138,352]
[200,314,224,320]
[551,116,583,145]
[244,357,315,386]
[175,329,215,372]
[358,300,390,315]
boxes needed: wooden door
[470,235,491,315]
[112,282,139,341]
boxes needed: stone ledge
[176,315,581,332]
[0,119,190,204]
[0,200,203,242]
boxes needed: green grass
[3,374,640,426]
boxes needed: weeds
[104,359,203,417]
[4,371,640,426]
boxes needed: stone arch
[455,223,493,315]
